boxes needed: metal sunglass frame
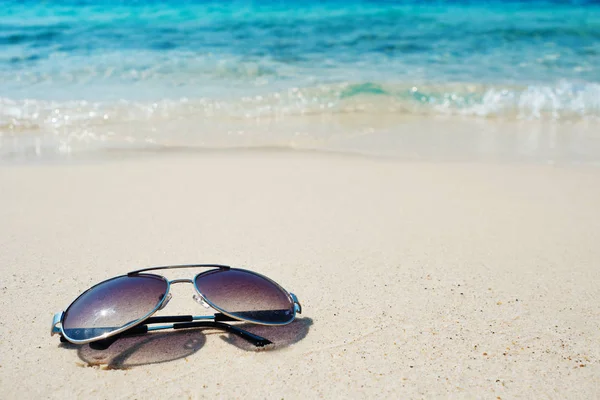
[51,264,302,349]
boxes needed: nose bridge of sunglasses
[192,294,211,309]
[168,278,195,285]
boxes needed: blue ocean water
[1,0,600,158]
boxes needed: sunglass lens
[194,269,295,324]
[62,275,168,341]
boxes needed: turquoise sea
[1,0,599,160]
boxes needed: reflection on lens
[194,269,294,324]
[62,275,167,341]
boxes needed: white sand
[1,151,599,398]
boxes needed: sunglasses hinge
[50,312,63,336]
[290,293,302,314]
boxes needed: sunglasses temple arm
[144,313,238,323]
[171,321,272,347]
[76,316,272,350]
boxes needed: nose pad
[193,294,211,309]
[159,293,172,310]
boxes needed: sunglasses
[51,264,302,350]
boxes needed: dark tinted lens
[194,269,294,324]
[62,275,168,341]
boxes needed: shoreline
[3,115,600,166]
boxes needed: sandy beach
[3,0,600,397]
[1,151,599,398]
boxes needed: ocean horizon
[1,0,599,161]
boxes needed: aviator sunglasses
[51,264,302,350]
